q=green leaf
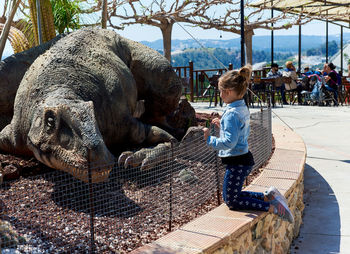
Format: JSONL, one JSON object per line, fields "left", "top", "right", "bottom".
{"left": 51, "top": 0, "right": 82, "bottom": 34}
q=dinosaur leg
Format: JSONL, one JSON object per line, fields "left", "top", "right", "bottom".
{"left": 118, "top": 121, "right": 205, "bottom": 171}
{"left": 0, "top": 124, "right": 32, "bottom": 155}
{"left": 0, "top": 124, "right": 17, "bottom": 154}
{"left": 119, "top": 142, "right": 172, "bottom": 171}
{"left": 0, "top": 115, "right": 12, "bottom": 132}
{"left": 0, "top": 35, "right": 65, "bottom": 125}
{"left": 0, "top": 124, "right": 15, "bottom": 153}
{"left": 118, "top": 118, "right": 177, "bottom": 170}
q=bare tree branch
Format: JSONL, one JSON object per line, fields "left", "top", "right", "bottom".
{"left": 107, "top": 0, "right": 315, "bottom": 63}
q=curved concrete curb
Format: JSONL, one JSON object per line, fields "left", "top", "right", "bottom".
{"left": 132, "top": 124, "right": 307, "bottom": 254}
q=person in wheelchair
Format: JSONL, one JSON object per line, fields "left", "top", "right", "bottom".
{"left": 309, "top": 75, "right": 321, "bottom": 102}
{"left": 267, "top": 63, "right": 288, "bottom": 105}
{"left": 301, "top": 74, "right": 324, "bottom": 105}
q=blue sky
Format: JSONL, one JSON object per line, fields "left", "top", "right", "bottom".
{"left": 116, "top": 19, "right": 346, "bottom": 42}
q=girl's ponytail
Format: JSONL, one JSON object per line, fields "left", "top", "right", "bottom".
{"left": 218, "top": 64, "right": 252, "bottom": 97}
{"left": 238, "top": 64, "right": 252, "bottom": 82}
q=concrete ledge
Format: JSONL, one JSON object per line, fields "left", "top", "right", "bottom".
{"left": 132, "top": 124, "right": 307, "bottom": 254}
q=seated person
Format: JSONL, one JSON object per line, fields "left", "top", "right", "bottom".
{"left": 323, "top": 62, "right": 339, "bottom": 105}
{"left": 322, "top": 63, "right": 329, "bottom": 76}
{"left": 282, "top": 61, "right": 303, "bottom": 104}
{"left": 267, "top": 63, "right": 288, "bottom": 104}
{"left": 303, "top": 66, "right": 314, "bottom": 76}
{"left": 314, "top": 68, "right": 322, "bottom": 76}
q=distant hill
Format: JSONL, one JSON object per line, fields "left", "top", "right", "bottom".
{"left": 141, "top": 33, "right": 350, "bottom": 53}
{"left": 171, "top": 48, "right": 294, "bottom": 69}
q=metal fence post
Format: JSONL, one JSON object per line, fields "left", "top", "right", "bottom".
{"left": 189, "top": 61, "right": 194, "bottom": 102}
{"left": 211, "top": 124, "right": 221, "bottom": 206}
{"left": 87, "top": 152, "right": 95, "bottom": 254}
{"left": 215, "top": 150, "right": 221, "bottom": 206}
{"left": 268, "top": 107, "right": 272, "bottom": 152}
{"left": 168, "top": 142, "right": 174, "bottom": 231}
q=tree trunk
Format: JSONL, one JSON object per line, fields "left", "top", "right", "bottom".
{"left": 160, "top": 20, "right": 174, "bottom": 62}
{"left": 101, "top": 0, "right": 107, "bottom": 29}
{"left": 0, "top": 0, "right": 21, "bottom": 60}
{"left": 244, "top": 30, "right": 254, "bottom": 65}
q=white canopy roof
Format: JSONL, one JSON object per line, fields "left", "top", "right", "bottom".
{"left": 250, "top": 0, "right": 350, "bottom": 25}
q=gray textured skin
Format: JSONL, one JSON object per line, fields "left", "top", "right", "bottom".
{"left": 0, "top": 28, "right": 182, "bottom": 183}
{"left": 0, "top": 35, "right": 66, "bottom": 130}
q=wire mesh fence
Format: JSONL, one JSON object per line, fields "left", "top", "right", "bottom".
{"left": 0, "top": 107, "right": 271, "bottom": 253}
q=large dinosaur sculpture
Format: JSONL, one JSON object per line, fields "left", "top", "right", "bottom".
{"left": 0, "top": 28, "right": 195, "bottom": 183}
{"left": 0, "top": 34, "right": 65, "bottom": 130}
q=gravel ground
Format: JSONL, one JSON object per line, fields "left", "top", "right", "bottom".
{"left": 0, "top": 113, "right": 273, "bottom": 253}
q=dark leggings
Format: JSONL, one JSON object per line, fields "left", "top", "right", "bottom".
{"left": 223, "top": 164, "right": 270, "bottom": 211}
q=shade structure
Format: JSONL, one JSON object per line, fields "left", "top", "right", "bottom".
{"left": 250, "top": 0, "right": 350, "bottom": 26}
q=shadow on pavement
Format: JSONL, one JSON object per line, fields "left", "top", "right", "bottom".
{"left": 290, "top": 163, "right": 340, "bottom": 254}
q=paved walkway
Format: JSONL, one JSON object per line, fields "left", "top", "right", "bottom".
{"left": 191, "top": 102, "right": 350, "bottom": 254}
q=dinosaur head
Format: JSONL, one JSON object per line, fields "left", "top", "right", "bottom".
{"left": 27, "top": 100, "right": 114, "bottom": 183}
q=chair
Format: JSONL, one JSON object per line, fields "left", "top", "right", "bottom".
{"left": 301, "top": 90, "right": 312, "bottom": 105}
{"left": 342, "top": 77, "right": 350, "bottom": 105}
{"left": 261, "top": 77, "right": 277, "bottom": 107}
{"left": 251, "top": 76, "right": 266, "bottom": 106}
{"left": 181, "top": 77, "right": 191, "bottom": 97}
{"left": 339, "top": 77, "right": 350, "bottom": 105}
{"left": 207, "top": 75, "right": 222, "bottom": 107}
{"left": 271, "top": 77, "right": 285, "bottom": 107}
{"left": 283, "top": 76, "right": 298, "bottom": 105}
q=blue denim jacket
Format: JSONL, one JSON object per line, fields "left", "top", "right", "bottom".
{"left": 207, "top": 99, "right": 250, "bottom": 157}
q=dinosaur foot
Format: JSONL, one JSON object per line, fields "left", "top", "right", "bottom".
{"left": 117, "top": 127, "right": 205, "bottom": 171}
{"left": 118, "top": 142, "right": 172, "bottom": 171}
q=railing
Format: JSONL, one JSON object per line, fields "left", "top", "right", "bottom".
{"left": 173, "top": 62, "right": 278, "bottom": 107}
{"left": 173, "top": 62, "right": 233, "bottom": 104}
{"left": 0, "top": 107, "right": 272, "bottom": 253}
{"left": 173, "top": 62, "right": 341, "bottom": 107}
{"left": 173, "top": 61, "right": 194, "bottom": 102}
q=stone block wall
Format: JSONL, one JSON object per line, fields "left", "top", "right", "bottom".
{"left": 211, "top": 173, "right": 304, "bottom": 254}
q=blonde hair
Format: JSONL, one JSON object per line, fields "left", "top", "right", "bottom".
{"left": 218, "top": 64, "right": 252, "bottom": 98}
{"left": 285, "top": 61, "right": 294, "bottom": 69}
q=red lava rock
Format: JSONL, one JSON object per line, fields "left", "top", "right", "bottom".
{"left": 0, "top": 199, "right": 7, "bottom": 215}
{"left": 3, "top": 164, "right": 20, "bottom": 180}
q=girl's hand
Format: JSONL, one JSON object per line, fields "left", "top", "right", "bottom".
{"left": 211, "top": 118, "right": 221, "bottom": 128}
{"left": 203, "top": 128, "right": 210, "bottom": 141}
{"left": 325, "top": 76, "right": 331, "bottom": 82}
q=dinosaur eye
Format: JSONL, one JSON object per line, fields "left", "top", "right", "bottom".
{"left": 47, "top": 117, "right": 54, "bottom": 127}
{"left": 44, "top": 110, "right": 56, "bottom": 132}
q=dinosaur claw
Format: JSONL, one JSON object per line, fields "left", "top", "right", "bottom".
{"left": 119, "top": 144, "right": 171, "bottom": 171}
{"left": 140, "top": 158, "right": 151, "bottom": 171}
{"left": 118, "top": 151, "right": 133, "bottom": 167}
{"left": 124, "top": 156, "right": 133, "bottom": 169}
